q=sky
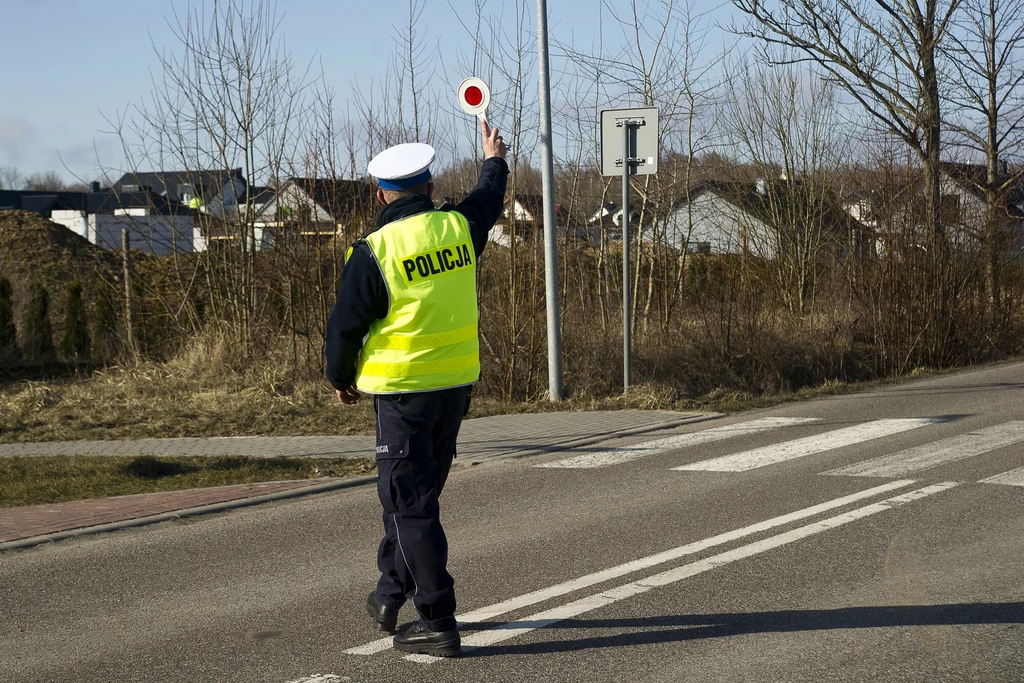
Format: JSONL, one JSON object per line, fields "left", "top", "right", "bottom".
{"left": 0, "top": 0, "right": 738, "bottom": 185}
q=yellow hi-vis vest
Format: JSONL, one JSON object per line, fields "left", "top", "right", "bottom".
{"left": 354, "top": 210, "right": 480, "bottom": 394}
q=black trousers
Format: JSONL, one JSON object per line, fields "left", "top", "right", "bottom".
{"left": 373, "top": 386, "right": 468, "bottom": 632}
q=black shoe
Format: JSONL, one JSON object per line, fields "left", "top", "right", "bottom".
{"left": 392, "top": 622, "right": 461, "bottom": 658}
{"left": 365, "top": 592, "right": 399, "bottom": 634}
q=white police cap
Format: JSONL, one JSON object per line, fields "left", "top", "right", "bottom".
{"left": 367, "top": 143, "right": 436, "bottom": 190}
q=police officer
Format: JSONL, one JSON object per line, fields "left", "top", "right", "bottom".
{"left": 325, "top": 120, "right": 507, "bottom": 658}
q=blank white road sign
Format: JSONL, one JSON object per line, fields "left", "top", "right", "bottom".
{"left": 600, "top": 107, "right": 659, "bottom": 177}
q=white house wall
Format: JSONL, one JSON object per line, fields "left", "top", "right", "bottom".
{"left": 50, "top": 210, "right": 89, "bottom": 241}
{"left": 488, "top": 225, "right": 512, "bottom": 248}
{"left": 663, "top": 193, "right": 776, "bottom": 258}
{"left": 192, "top": 226, "right": 207, "bottom": 252}
{"left": 90, "top": 214, "right": 197, "bottom": 255}
{"left": 938, "top": 173, "right": 1024, "bottom": 248}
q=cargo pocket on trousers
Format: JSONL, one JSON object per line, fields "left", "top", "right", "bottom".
{"left": 375, "top": 437, "right": 432, "bottom": 515}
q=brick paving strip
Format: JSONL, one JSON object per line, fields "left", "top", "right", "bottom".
{"left": 0, "top": 481, "right": 320, "bottom": 543}
{"left": 0, "top": 410, "right": 716, "bottom": 550}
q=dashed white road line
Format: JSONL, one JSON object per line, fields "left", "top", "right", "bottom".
{"left": 980, "top": 465, "right": 1024, "bottom": 487}
{"left": 407, "top": 481, "right": 960, "bottom": 663}
{"left": 673, "top": 418, "right": 940, "bottom": 473}
{"left": 823, "top": 421, "right": 1024, "bottom": 478}
{"left": 344, "top": 479, "right": 916, "bottom": 656}
{"left": 535, "top": 417, "right": 820, "bottom": 469}
{"left": 284, "top": 675, "right": 349, "bottom": 683}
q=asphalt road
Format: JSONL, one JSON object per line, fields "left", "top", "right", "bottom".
{"left": 3, "top": 363, "right": 1024, "bottom": 682}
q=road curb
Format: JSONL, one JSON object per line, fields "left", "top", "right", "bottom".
{"left": 0, "top": 475, "right": 377, "bottom": 553}
{"left": 2, "top": 412, "right": 722, "bottom": 552}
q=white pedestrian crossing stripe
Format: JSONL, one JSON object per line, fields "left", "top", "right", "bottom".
{"left": 342, "top": 480, "right": 953, "bottom": 662}
{"left": 823, "top": 421, "right": 1024, "bottom": 479}
{"left": 404, "top": 482, "right": 958, "bottom": 664}
{"left": 673, "top": 418, "right": 940, "bottom": 473}
{"left": 535, "top": 417, "right": 820, "bottom": 469}
{"left": 980, "top": 465, "right": 1024, "bottom": 488}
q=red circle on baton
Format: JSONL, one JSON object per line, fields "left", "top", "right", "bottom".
{"left": 464, "top": 86, "right": 483, "bottom": 107}
{"left": 458, "top": 77, "right": 490, "bottom": 116}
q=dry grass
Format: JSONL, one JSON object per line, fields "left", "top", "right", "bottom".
{"left": 0, "top": 306, "right": 997, "bottom": 445}
{"left": 0, "top": 327, "right": 377, "bottom": 442}
{"left": 0, "top": 364, "right": 864, "bottom": 444}
{"left": 0, "top": 341, "right": 966, "bottom": 445}
{"left": 0, "top": 455, "right": 375, "bottom": 507}
{"left": 0, "top": 367, "right": 376, "bottom": 442}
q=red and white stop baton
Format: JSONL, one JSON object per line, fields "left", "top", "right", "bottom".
{"left": 458, "top": 77, "right": 490, "bottom": 119}
{"left": 458, "top": 77, "right": 511, "bottom": 151}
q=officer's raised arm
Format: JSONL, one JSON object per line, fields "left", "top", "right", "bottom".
{"left": 455, "top": 120, "right": 510, "bottom": 257}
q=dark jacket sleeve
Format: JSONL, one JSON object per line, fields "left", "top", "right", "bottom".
{"left": 324, "top": 244, "right": 388, "bottom": 391}
{"left": 454, "top": 156, "right": 509, "bottom": 257}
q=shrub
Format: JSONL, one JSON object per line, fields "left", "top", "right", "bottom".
{"left": 0, "top": 275, "right": 16, "bottom": 353}
{"left": 23, "top": 283, "right": 54, "bottom": 360}
{"left": 93, "top": 283, "right": 119, "bottom": 360}
{"left": 59, "top": 281, "right": 91, "bottom": 360}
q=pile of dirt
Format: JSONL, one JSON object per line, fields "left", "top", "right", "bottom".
{"left": 0, "top": 210, "right": 118, "bottom": 287}
{"left": 0, "top": 211, "right": 120, "bottom": 359}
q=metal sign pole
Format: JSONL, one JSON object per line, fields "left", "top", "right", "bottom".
{"left": 621, "top": 121, "right": 631, "bottom": 392}
{"left": 599, "top": 107, "right": 657, "bottom": 394}
{"left": 537, "top": 0, "right": 564, "bottom": 401}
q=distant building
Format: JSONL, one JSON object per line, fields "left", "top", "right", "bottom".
{"left": 938, "top": 161, "right": 1024, "bottom": 246}
{"left": 489, "top": 194, "right": 571, "bottom": 247}
{"left": 658, "top": 180, "right": 870, "bottom": 261}
{"left": 837, "top": 162, "right": 1024, "bottom": 257}
{"left": 112, "top": 169, "right": 247, "bottom": 220}
{"left": 0, "top": 187, "right": 199, "bottom": 255}
{"left": 251, "top": 177, "right": 374, "bottom": 246}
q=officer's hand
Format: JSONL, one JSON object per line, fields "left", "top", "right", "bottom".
{"left": 482, "top": 119, "right": 507, "bottom": 160}
{"left": 336, "top": 386, "right": 360, "bottom": 405}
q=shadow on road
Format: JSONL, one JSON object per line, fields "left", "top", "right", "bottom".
{"left": 461, "top": 602, "right": 1024, "bottom": 657}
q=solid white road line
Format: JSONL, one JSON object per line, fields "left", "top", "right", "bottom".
{"left": 673, "top": 418, "right": 940, "bottom": 473}
{"left": 535, "top": 417, "right": 820, "bottom": 469}
{"left": 823, "top": 421, "right": 1024, "bottom": 478}
{"left": 407, "top": 481, "right": 960, "bottom": 663}
{"left": 343, "top": 479, "right": 915, "bottom": 656}
{"left": 980, "top": 465, "right": 1024, "bottom": 487}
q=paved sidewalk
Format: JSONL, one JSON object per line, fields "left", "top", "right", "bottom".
{"left": 0, "top": 409, "right": 700, "bottom": 459}
{"left": 0, "top": 409, "right": 713, "bottom": 549}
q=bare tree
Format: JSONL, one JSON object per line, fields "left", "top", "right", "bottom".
{"left": 731, "top": 0, "right": 961, "bottom": 245}
{"left": 731, "top": 0, "right": 963, "bottom": 363}
{"left": 561, "top": 0, "right": 719, "bottom": 333}
{"left": 114, "top": 0, "right": 315, "bottom": 348}
{"left": 722, "top": 55, "right": 854, "bottom": 314}
{"left": 0, "top": 166, "right": 22, "bottom": 190}
{"left": 23, "top": 171, "right": 66, "bottom": 191}
{"left": 943, "top": 0, "right": 1024, "bottom": 325}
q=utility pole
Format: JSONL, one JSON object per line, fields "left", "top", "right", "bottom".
{"left": 537, "top": 0, "right": 564, "bottom": 401}
{"left": 122, "top": 228, "right": 137, "bottom": 358}
{"left": 621, "top": 121, "right": 632, "bottom": 391}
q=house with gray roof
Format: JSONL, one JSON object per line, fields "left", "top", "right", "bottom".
{"left": 657, "top": 179, "right": 870, "bottom": 261}
{"left": 113, "top": 169, "right": 247, "bottom": 220}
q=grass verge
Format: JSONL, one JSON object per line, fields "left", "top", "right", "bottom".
{"left": 2, "top": 356, "right": 1012, "bottom": 444}
{"left": 0, "top": 455, "right": 375, "bottom": 508}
